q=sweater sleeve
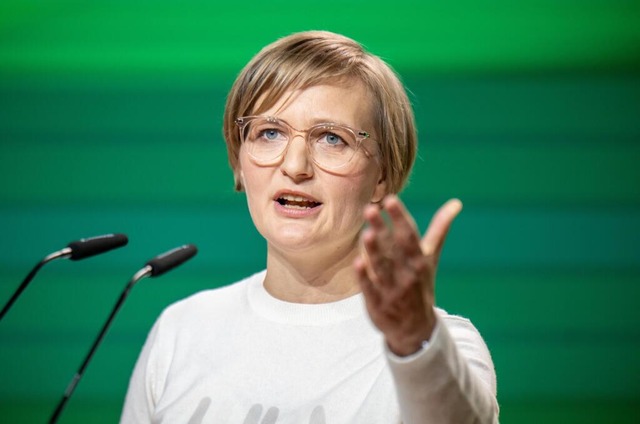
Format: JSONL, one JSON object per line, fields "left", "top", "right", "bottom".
{"left": 386, "top": 312, "right": 499, "bottom": 424}
{"left": 119, "top": 316, "right": 166, "bottom": 424}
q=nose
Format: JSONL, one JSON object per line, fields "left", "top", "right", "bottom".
{"left": 279, "top": 134, "right": 314, "bottom": 182}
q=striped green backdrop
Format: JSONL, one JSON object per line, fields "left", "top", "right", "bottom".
{"left": 1, "top": 1, "right": 639, "bottom": 422}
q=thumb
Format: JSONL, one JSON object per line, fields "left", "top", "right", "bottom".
{"left": 420, "top": 198, "right": 463, "bottom": 258}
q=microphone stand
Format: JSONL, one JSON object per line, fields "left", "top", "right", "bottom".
{"left": 1, "top": 234, "right": 128, "bottom": 322}
{"left": 0, "top": 248, "right": 71, "bottom": 321}
{"left": 48, "top": 265, "right": 153, "bottom": 424}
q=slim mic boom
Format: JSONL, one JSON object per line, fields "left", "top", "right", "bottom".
{"left": 0, "top": 233, "right": 128, "bottom": 321}
{"left": 48, "top": 244, "right": 198, "bottom": 424}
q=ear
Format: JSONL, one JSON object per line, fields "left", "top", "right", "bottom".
{"left": 234, "top": 167, "right": 245, "bottom": 192}
{"left": 370, "top": 175, "right": 388, "bottom": 204}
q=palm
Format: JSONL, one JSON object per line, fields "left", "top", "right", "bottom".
{"left": 354, "top": 196, "right": 463, "bottom": 356}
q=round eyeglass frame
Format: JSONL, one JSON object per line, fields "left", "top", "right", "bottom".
{"left": 235, "top": 115, "right": 376, "bottom": 171}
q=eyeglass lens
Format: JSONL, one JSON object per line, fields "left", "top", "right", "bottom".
{"left": 243, "top": 118, "right": 360, "bottom": 169}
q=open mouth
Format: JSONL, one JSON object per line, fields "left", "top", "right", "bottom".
{"left": 276, "top": 194, "right": 322, "bottom": 210}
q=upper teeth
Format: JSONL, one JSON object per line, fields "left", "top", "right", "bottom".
{"left": 280, "top": 195, "right": 311, "bottom": 202}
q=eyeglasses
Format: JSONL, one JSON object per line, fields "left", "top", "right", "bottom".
{"left": 235, "top": 116, "right": 376, "bottom": 171}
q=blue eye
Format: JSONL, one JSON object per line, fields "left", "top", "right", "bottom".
{"left": 258, "top": 128, "right": 284, "bottom": 141}
{"left": 264, "top": 129, "right": 279, "bottom": 140}
{"left": 324, "top": 133, "right": 344, "bottom": 146}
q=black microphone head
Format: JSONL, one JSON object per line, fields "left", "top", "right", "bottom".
{"left": 67, "top": 234, "right": 129, "bottom": 261}
{"left": 146, "top": 244, "right": 197, "bottom": 277}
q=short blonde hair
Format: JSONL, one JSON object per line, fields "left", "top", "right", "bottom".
{"left": 223, "top": 30, "right": 417, "bottom": 194}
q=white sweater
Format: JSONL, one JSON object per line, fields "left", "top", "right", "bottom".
{"left": 121, "top": 271, "right": 498, "bottom": 423}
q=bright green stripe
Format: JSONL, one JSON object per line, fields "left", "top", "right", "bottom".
{"left": 1, "top": 307, "right": 638, "bottom": 399}
{"left": 0, "top": 142, "right": 236, "bottom": 202}
{"left": 1, "top": 140, "right": 638, "bottom": 204}
{"left": 0, "top": 272, "right": 640, "bottom": 344}
{"left": 0, "top": 398, "right": 122, "bottom": 424}
{"left": 405, "top": 142, "right": 640, "bottom": 203}
{"left": 1, "top": 269, "right": 638, "bottom": 401}
{"left": 3, "top": 337, "right": 637, "bottom": 398}
{"left": 1, "top": 1, "right": 638, "bottom": 73}
{"left": 406, "top": 75, "right": 640, "bottom": 137}
{"left": 2, "top": 75, "right": 638, "bottom": 137}
{"left": 0, "top": 205, "right": 267, "bottom": 269}
{"left": 2, "top": 270, "right": 637, "bottom": 340}
{"left": 0, "top": 203, "right": 638, "bottom": 270}
{"left": 500, "top": 398, "right": 639, "bottom": 424}
{"left": 1, "top": 397, "right": 637, "bottom": 424}
{"left": 1, "top": 74, "right": 638, "bottom": 205}
{"left": 0, "top": 83, "right": 229, "bottom": 133}
{"left": 0, "top": 341, "right": 135, "bottom": 398}
{"left": 492, "top": 341, "right": 640, "bottom": 398}
{"left": 2, "top": 321, "right": 639, "bottom": 399}
{"left": 437, "top": 272, "right": 640, "bottom": 336}
{"left": 0, "top": 273, "right": 238, "bottom": 335}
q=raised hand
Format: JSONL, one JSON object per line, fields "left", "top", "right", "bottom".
{"left": 354, "top": 195, "right": 463, "bottom": 356}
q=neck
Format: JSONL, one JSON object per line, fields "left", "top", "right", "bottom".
{"left": 263, "top": 241, "right": 362, "bottom": 304}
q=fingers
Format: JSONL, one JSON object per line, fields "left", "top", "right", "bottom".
{"left": 362, "top": 195, "right": 462, "bottom": 264}
{"left": 360, "top": 225, "right": 394, "bottom": 286}
{"left": 419, "top": 198, "right": 463, "bottom": 258}
{"left": 362, "top": 196, "right": 422, "bottom": 258}
{"left": 356, "top": 197, "right": 439, "bottom": 354}
{"left": 358, "top": 195, "right": 462, "bottom": 293}
{"left": 382, "top": 195, "right": 423, "bottom": 257}
{"left": 360, "top": 195, "right": 425, "bottom": 287}
{"left": 354, "top": 255, "right": 381, "bottom": 306}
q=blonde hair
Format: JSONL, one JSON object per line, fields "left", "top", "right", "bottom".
{"left": 223, "top": 30, "right": 417, "bottom": 193}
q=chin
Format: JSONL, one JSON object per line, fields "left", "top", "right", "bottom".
{"left": 268, "top": 229, "right": 319, "bottom": 252}
{"left": 266, "top": 225, "right": 359, "bottom": 258}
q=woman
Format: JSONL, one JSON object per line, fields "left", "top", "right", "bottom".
{"left": 121, "top": 31, "right": 498, "bottom": 423}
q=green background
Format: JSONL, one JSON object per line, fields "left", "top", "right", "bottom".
{"left": 1, "top": 1, "right": 639, "bottom": 422}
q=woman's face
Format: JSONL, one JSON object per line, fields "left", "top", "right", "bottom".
{"left": 237, "top": 81, "right": 387, "bottom": 257}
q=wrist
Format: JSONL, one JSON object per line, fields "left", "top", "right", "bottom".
{"left": 386, "top": 319, "right": 436, "bottom": 357}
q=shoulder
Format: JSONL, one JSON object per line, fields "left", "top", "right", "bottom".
{"left": 435, "top": 307, "right": 484, "bottom": 337}
{"left": 434, "top": 307, "right": 496, "bottom": 387}
{"left": 434, "top": 307, "right": 493, "bottom": 363}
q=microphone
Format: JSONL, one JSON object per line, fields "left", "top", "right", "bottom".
{"left": 68, "top": 233, "right": 129, "bottom": 261}
{"left": 48, "top": 244, "right": 198, "bottom": 424}
{"left": 0, "top": 234, "right": 129, "bottom": 321}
